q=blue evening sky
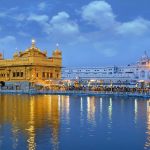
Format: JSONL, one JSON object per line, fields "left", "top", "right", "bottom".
{"left": 0, "top": 0, "right": 150, "bottom": 67}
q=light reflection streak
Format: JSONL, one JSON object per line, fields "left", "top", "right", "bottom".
{"left": 11, "top": 98, "right": 19, "bottom": 150}
{"left": 61, "top": 96, "right": 70, "bottom": 125}
{"left": 26, "top": 98, "right": 36, "bottom": 150}
{"left": 107, "top": 97, "right": 112, "bottom": 139}
{"left": 80, "top": 97, "right": 84, "bottom": 126}
{"left": 80, "top": 97, "right": 83, "bottom": 112}
{"left": 65, "top": 96, "right": 70, "bottom": 125}
{"left": 134, "top": 99, "right": 138, "bottom": 124}
{"left": 144, "top": 100, "right": 150, "bottom": 149}
{"left": 0, "top": 95, "right": 61, "bottom": 150}
{"left": 87, "top": 97, "right": 96, "bottom": 125}
{"left": 48, "top": 96, "right": 60, "bottom": 150}
{"left": 108, "top": 98, "right": 112, "bottom": 121}
{"left": 0, "top": 125, "right": 2, "bottom": 149}
{"left": 100, "top": 98, "right": 103, "bottom": 113}
{"left": 58, "top": 95, "right": 61, "bottom": 112}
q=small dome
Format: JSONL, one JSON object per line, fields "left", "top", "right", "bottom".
{"left": 0, "top": 53, "right": 3, "bottom": 59}
{"left": 141, "top": 51, "right": 149, "bottom": 60}
{"left": 13, "top": 52, "right": 19, "bottom": 58}
{"left": 55, "top": 49, "right": 61, "bottom": 54}
{"left": 53, "top": 43, "right": 62, "bottom": 55}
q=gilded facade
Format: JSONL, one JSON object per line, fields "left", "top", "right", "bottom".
{"left": 0, "top": 40, "right": 62, "bottom": 86}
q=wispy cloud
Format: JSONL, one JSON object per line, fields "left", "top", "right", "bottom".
{"left": 0, "top": 0, "right": 150, "bottom": 65}
{"left": 38, "top": 2, "right": 47, "bottom": 11}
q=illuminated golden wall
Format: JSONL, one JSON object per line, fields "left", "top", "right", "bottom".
{"left": 0, "top": 40, "right": 62, "bottom": 83}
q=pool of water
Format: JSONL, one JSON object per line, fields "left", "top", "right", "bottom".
{"left": 0, "top": 94, "right": 149, "bottom": 150}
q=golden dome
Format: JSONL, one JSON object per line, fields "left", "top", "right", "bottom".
{"left": 53, "top": 43, "right": 62, "bottom": 55}
{"left": 54, "top": 49, "right": 62, "bottom": 55}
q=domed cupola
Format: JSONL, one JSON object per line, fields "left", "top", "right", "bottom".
{"left": 27, "top": 39, "right": 41, "bottom": 52}
{"left": 141, "top": 51, "right": 149, "bottom": 61}
{"left": 138, "top": 51, "right": 150, "bottom": 66}
{"left": 0, "top": 53, "right": 3, "bottom": 60}
{"left": 52, "top": 43, "right": 62, "bottom": 58}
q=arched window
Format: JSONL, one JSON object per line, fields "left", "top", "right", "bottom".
{"left": 140, "top": 71, "right": 145, "bottom": 78}
{"left": 148, "top": 71, "right": 150, "bottom": 79}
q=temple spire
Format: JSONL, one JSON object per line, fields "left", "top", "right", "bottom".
{"left": 56, "top": 43, "right": 59, "bottom": 50}
{"left": 31, "top": 39, "right": 36, "bottom": 48}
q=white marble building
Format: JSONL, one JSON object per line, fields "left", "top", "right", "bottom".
{"left": 62, "top": 52, "right": 150, "bottom": 85}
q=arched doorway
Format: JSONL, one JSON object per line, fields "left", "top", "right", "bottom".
{"left": 0, "top": 81, "right": 5, "bottom": 90}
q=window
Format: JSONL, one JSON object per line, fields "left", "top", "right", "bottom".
{"left": 47, "top": 73, "right": 49, "bottom": 78}
{"left": 57, "top": 74, "right": 59, "bottom": 78}
{"left": 50, "top": 73, "right": 53, "bottom": 78}
{"left": 17, "top": 72, "right": 19, "bottom": 77}
{"left": 21, "top": 72, "right": 23, "bottom": 77}
{"left": 141, "top": 71, "right": 145, "bottom": 78}
{"left": 42, "top": 72, "right": 45, "bottom": 78}
{"left": 13, "top": 72, "right": 15, "bottom": 77}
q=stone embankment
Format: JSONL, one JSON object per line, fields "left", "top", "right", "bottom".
{"left": 0, "top": 90, "right": 150, "bottom": 98}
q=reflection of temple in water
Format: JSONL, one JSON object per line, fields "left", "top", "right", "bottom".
{"left": 0, "top": 95, "right": 69, "bottom": 150}
{"left": 87, "top": 97, "right": 96, "bottom": 124}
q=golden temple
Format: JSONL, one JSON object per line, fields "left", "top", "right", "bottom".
{"left": 0, "top": 40, "right": 62, "bottom": 89}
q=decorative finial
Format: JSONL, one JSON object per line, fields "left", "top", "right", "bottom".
{"left": 56, "top": 43, "right": 59, "bottom": 49}
{"left": 31, "top": 39, "right": 36, "bottom": 47}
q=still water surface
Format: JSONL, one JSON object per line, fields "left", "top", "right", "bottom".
{"left": 0, "top": 95, "right": 150, "bottom": 150}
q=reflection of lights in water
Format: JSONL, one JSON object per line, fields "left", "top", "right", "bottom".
{"left": 26, "top": 99, "right": 36, "bottom": 150}
{"left": 0, "top": 125, "right": 2, "bottom": 148}
{"left": 80, "top": 97, "right": 84, "bottom": 126}
{"left": 134, "top": 99, "right": 138, "bottom": 124}
{"left": 107, "top": 97, "right": 112, "bottom": 139}
{"left": 12, "top": 121, "right": 19, "bottom": 149}
{"left": 99, "top": 98, "right": 103, "bottom": 121}
{"left": 58, "top": 95, "right": 61, "bottom": 111}
{"left": 81, "top": 97, "right": 83, "bottom": 112}
{"left": 108, "top": 98, "right": 112, "bottom": 121}
{"left": 100, "top": 98, "right": 103, "bottom": 113}
{"left": 47, "top": 95, "right": 60, "bottom": 150}
{"left": 87, "top": 97, "right": 96, "bottom": 124}
{"left": 47, "top": 96, "right": 52, "bottom": 118}
{"left": 145, "top": 100, "right": 150, "bottom": 149}
{"left": 66, "top": 96, "right": 70, "bottom": 124}
{"left": 11, "top": 101, "right": 19, "bottom": 150}
{"left": 0, "top": 95, "right": 60, "bottom": 150}
{"left": 61, "top": 96, "right": 70, "bottom": 125}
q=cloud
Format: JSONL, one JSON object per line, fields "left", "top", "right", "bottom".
{"left": 48, "top": 11, "right": 79, "bottom": 35}
{"left": 27, "top": 14, "right": 49, "bottom": 22}
{"left": 14, "top": 14, "right": 27, "bottom": 21}
{"left": 38, "top": 2, "right": 47, "bottom": 10}
{"left": 18, "top": 31, "right": 30, "bottom": 37}
{"left": 0, "top": 12, "right": 7, "bottom": 18}
{"left": 0, "top": 36, "right": 16, "bottom": 58}
{"left": 81, "top": 1, "right": 117, "bottom": 29}
{"left": 0, "top": 0, "right": 150, "bottom": 65}
{"left": 117, "top": 17, "right": 150, "bottom": 36}
{"left": 37, "top": 11, "right": 80, "bottom": 43}
{"left": 0, "top": 36, "right": 16, "bottom": 48}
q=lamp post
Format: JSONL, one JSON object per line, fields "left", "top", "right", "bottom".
{"left": 110, "top": 80, "right": 113, "bottom": 92}
{"left": 135, "top": 83, "right": 138, "bottom": 92}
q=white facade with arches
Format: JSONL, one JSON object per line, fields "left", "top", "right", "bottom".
{"left": 62, "top": 52, "right": 150, "bottom": 85}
